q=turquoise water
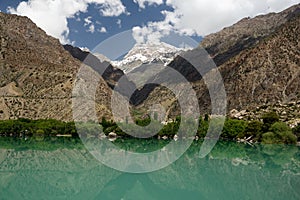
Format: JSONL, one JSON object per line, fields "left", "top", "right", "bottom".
{"left": 0, "top": 139, "right": 299, "bottom": 200}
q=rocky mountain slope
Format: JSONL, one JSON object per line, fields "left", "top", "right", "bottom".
{"left": 217, "top": 12, "right": 299, "bottom": 109}
{"left": 0, "top": 12, "right": 112, "bottom": 121}
{"left": 201, "top": 4, "right": 300, "bottom": 66}
{"left": 138, "top": 4, "right": 300, "bottom": 120}
{"left": 63, "top": 44, "right": 149, "bottom": 107}
{"left": 63, "top": 44, "right": 134, "bottom": 90}
{"left": 63, "top": 44, "right": 183, "bottom": 107}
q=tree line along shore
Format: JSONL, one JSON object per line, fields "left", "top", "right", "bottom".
{"left": 0, "top": 112, "right": 299, "bottom": 144}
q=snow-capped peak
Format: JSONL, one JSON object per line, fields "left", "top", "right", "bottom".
{"left": 111, "top": 42, "right": 190, "bottom": 73}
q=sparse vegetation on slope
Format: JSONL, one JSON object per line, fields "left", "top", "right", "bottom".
{"left": 0, "top": 12, "right": 113, "bottom": 121}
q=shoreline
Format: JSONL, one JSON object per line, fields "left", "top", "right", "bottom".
{"left": 0, "top": 112, "right": 299, "bottom": 145}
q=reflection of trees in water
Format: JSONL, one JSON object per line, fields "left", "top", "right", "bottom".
{"left": 95, "top": 141, "right": 300, "bottom": 199}
{"left": 145, "top": 141, "right": 300, "bottom": 199}
{"left": 0, "top": 141, "right": 299, "bottom": 199}
{"left": 0, "top": 148, "right": 121, "bottom": 200}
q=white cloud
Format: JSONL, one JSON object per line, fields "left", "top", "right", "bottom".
{"left": 98, "top": 27, "right": 107, "bottom": 33}
{"left": 88, "top": 24, "right": 95, "bottom": 33}
{"left": 132, "top": 10, "right": 182, "bottom": 44}
{"left": 166, "top": 0, "right": 300, "bottom": 36}
{"left": 132, "top": 26, "right": 150, "bottom": 43}
{"left": 133, "top": 0, "right": 164, "bottom": 9}
{"left": 132, "top": 0, "right": 300, "bottom": 43}
{"left": 8, "top": 0, "right": 126, "bottom": 44}
{"left": 98, "top": 1, "right": 128, "bottom": 16}
{"left": 117, "top": 19, "right": 122, "bottom": 28}
{"left": 84, "top": 16, "right": 92, "bottom": 25}
{"left": 83, "top": 16, "right": 95, "bottom": 33}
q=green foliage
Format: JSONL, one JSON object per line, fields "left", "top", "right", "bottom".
{"left": 292, "top": 124, "right": 300, "bottom": 141}
{"left": 159, "top": 121, "right": 179, "bottom": 136}
{"left": 245, "top": 120, "right": 263, "bottom": 134}
{"left": 36, "top": 129, "right": 45, "bottom": 135}
{"left": 243, "top": 120, "right": 263, "bottom": 140}
{"left": 197, "top": 117, "right": 209, "bottom": 138}
{"left": 282, "top": 132, "right": 298, "bottom": 144}
{"left": 262, "top": 132, "right": 278, "bottom": 144}
{"left": 204, "top": 114, "right": 209, "bottom": 121}
{"left": 262, "top": 112, "right": 279, "bottom": 132}
{"left": 0, "top": 115, "right": 297, "bottom": 145}
{"left": 76, "top": 121, "right": 102, "bottom": 138}
{"left": 101, "top": 117, "right": 113, "bottom": 129}
{"left": 269, "top": 122, "right": 291, "bottom": 133}
{"left": 262, "top": 122, "right": 297, "bottom": 144}
{"left": 0, "top": 119, "right": 77, "bottom": 138}
{"left": 135, "top": 118, "right": 151, "bottom": 127}
{"left": 103, "top": 125, "right": 117, "bottom": 135}
{"left": 222, "top": 119, "right": 247, "bottom": 139}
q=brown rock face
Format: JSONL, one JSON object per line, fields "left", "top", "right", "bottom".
{"left": 0, "top": 12, "right": 112, "bottom": 121}
{"left": 218, "top": 12, "right": 300, "bottom": 110}
{"left": 200, "top": 4, "right": 300, "bottom": 66}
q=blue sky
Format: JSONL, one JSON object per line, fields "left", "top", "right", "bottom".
{"left": 1, "top": 0, "right": 299, "bottom": 52}
{"left": 66, "top": 1, "right": 187, "bottom": 50}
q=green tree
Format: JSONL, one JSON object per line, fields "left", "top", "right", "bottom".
{"left": 269, "top": 122, "right": 297, "bottom": 144}
{"left": 243, "top": 120, "right": 263, "bottom": 141}
{"left": 204, "top": 114, "right": 209, "bottom": 121}
{"left": 222, "top": 119, "right": 247, "bottom": 139}
{"left": 262, "top": 112, "right": 279, "bottom": 132}
{"left": 262, "top": 122, "right": 297, "bottom": 144}
{"left": 262, "top": 132, "right": 278, "bottom": 144}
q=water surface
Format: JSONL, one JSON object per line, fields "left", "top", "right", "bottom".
{"left": 0, "top": 138, "right": 299, "bottom": 200}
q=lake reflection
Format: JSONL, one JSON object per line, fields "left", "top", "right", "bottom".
{"left": 0, "top": 139, "right": 299, "bottom": 200}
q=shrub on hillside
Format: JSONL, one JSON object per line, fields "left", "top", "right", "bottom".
{"left": 222, "top": 119, "right": 247, "bottom": 139}
{"left": 242, "top": 120, "right": 263, "bottom": 140}
{"left": 292, "top": 124, "right": 300, "bottom": 141}
{"left": 261, "top": 112, "right": 279, "bottom": 132}
{"left": 262, "top": 122, "right": 297, "bottom": 144}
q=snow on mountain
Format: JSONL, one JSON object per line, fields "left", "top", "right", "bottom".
{"left": 111, "top": 42, "right": 190, "bottom": 73}
{"left": 93, "top": 53, "right": 111, "bottom": 63}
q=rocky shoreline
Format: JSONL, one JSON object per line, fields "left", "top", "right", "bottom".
{"left": 229, "top": 101, "right": 300, "bottom": 128}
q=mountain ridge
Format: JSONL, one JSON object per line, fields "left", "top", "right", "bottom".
{"left": 138, "top": 4, "right": 300, "bottom": 120}
{"left": 0, "top": 12, "right": 112, "bottom": 121}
